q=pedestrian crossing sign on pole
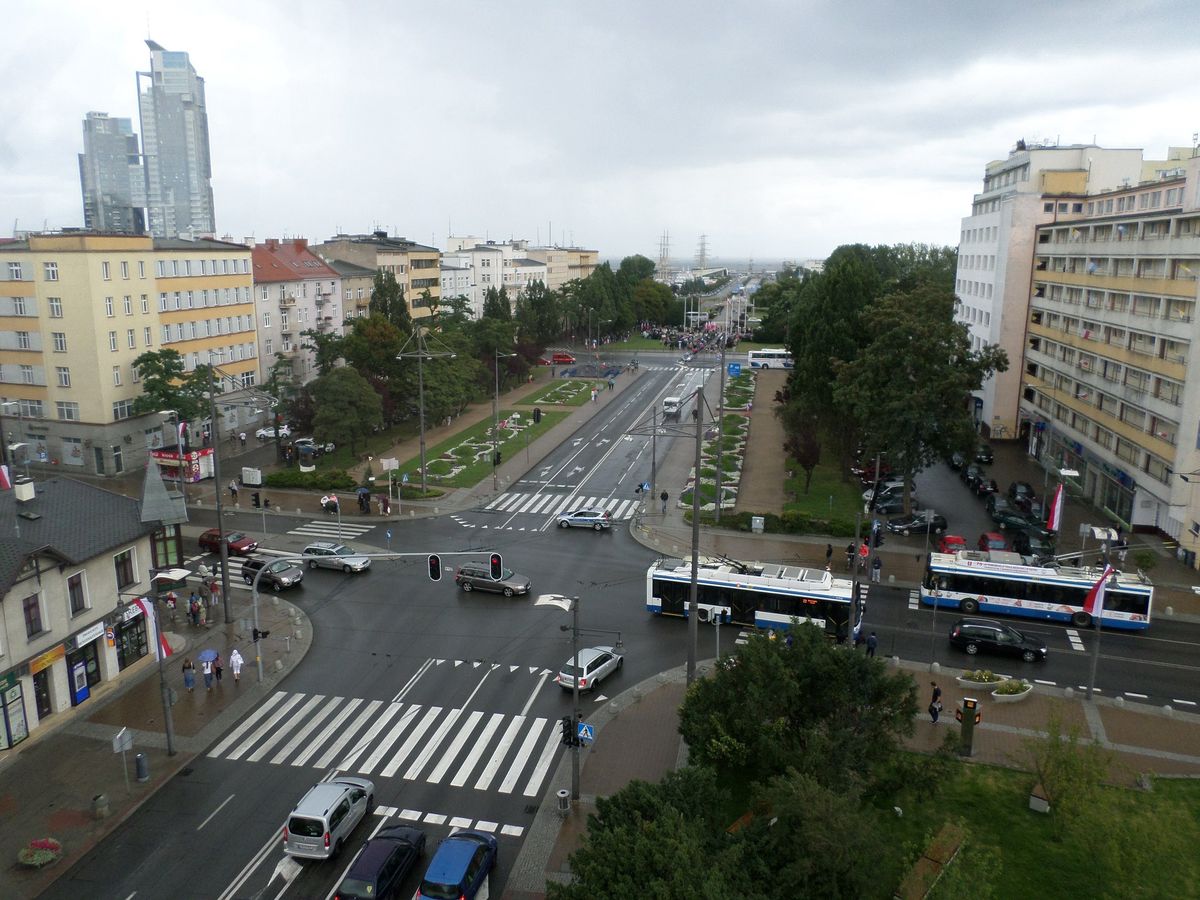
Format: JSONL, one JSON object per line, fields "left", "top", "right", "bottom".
{"left": 402, "top": 472, "right": 409, "bottom": 484}
{"left": 577, "top": 722, "right": 594, "bottom": 743}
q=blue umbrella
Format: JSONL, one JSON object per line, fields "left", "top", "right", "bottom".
{"left": 197, "top": 648, "right": 219, "bottom": 663}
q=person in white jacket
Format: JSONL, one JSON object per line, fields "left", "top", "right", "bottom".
{"left": 229, "top": 648, "right": 245, "bottom": 684}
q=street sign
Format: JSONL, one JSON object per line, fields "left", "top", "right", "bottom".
{"left": 728, "top": 362, "right": 741, "bottom": 376}
{"left": 112, "top": 727, "right": 133, "bottom": 753}
{"left": 576, "top": 722, "right": 594, "bottom": 743}
{"left": 386, "top": 529, "right": 392, "bottom": 541}
{"left": 401, "top": 472, "right": 409, "bottom": 484}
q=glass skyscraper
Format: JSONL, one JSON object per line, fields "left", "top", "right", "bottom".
{"left": 77, "top": 111, "right": 146, "bottom": 234}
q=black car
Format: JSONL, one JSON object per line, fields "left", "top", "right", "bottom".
{"left": 974, "top": 444, "right": 994, "bottom": 464}
{"left": 986, "top": 495, "right": 1032, "bottom": 530}
{"left": 948, "top": 617, "right": 1047, "bottom": 663}
{"left": 1008, "top": 481, "right": 1037, "bottom": 507}
{"left": 240, "top": 556, "right": 305, "bottom": 592}
{"left": 961, "top": 464, "right": 985, "bottom": 490}
{"left": 886, "top": 512, "right": 949, "bottom": 536}
{"left": 948, "top": 451, "right": 965, "bottom": 471}
{"left": 869, "top": 494, "right": 918, "bottom": 516}
{"left": 335, "top": 825, "right": 425, "bottom": 900}
{"left": 1009, "top": 525, "right": 1056, "bottom": 558}
{"left": 973, "top": 478, "right": 999, "bottom": 498}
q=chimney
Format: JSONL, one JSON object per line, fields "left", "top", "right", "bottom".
{"left": 373, "top": 230, "right": 388, "bottom": 240}
{"left": 243, "top": 236, "right": 256, "bottom": 247}
{"left": 266, "top": 238, "right": 279, "bottom": 251}
{"left": 295, "top": 238, "right": 307, "bottom": 251}
{"left": 14, "top": 477, "right": 35, "bottom": 503}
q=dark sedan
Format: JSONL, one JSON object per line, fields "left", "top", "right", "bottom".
{"left": 869, "top": 494, "right": 919, "bottom": 516}
{"left": 949, "top": 617, "right": 1047, "bottom": 663}
{"left": 198, "top": 529, "right": 258, "bottom": 556}
{"left": 886, "top": 512, "right": 948, "bottom": 536}
{"left": 974, "top": 444, "right": 994, "bottom": 464}
{"left": 973, "top": 478, "right": 999, "bottom": 498}
{"left": 961, "top": 464, "right": 986, "bottom": 490}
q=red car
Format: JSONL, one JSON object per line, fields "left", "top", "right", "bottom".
{"left": 977, "top": 532, "right": 1007, "bottom": 552}
{"left": 938, "top": 534, "right": 967, "bottom": 554}
{"left": 198, "top": 529, "right": 258, "bottom": 556}
{"left": 551, "top": 352, "right": 576, "bottom": 365}
{"left": 535, "top": 357, "right": 552, "bottom": 366}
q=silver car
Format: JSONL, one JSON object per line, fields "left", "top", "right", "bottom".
{"left": 555, "top": 646, "right": 623, "bottom": 692}
{"left": 557, "top": 507, "right": 612, "bottom": 531}
{"left": 303, "top": 541, "right": 371, "bottom": 573}
{"left": 283, "top": 776, "right": 374, "bottom": 860}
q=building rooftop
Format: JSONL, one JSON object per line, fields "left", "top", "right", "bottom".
{"left": 321, "top": 257, "right": 377, "bottom": 279}
{"left": 323, "top": 232, "right": 438, "bottom": 254}
{"left": 252, "top": 239, "right": 340, "bottom": 283}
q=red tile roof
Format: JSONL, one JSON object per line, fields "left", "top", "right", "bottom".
{"left": 252, "top": 238, "right": 340, "bottom": 283}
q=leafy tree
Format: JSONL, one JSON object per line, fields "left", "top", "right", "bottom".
{"left": 309, "top": 367, "right": 382, "bottom": 455}
{"left": 340, "top": 315, "right": 407, "bottom": 423}
{"left": 299, "top": 329, "right": 344, "bottom": 377}
{"left": 481, "top": 286, "right": 512, "bottom": 321}
{"left": 752, "top": 269, "right": 802, "bottom": 344}
{"left": 368, "top": 270, "right": 412, "bottom": 334}
{"left": 130, "top": 349, "right": 210, "bottom": 421}
{"left": 513, "top": 280, "right": 561, "bottom": 345}
{"left": 434, "top": 293, "right": 474, "bottom": 331}
{"left": 630, "top": 278, "right": 673, "bottom": 325}
{"left": 679, "top": 626, "right": 918, "bottom": 790}
{"left": 832, "top": 284, "right": 1007, "bottom": 510}
{"left": 617, "top": 253, "right": 656, "bottom": 284}
{"left": 1020, "top": 709, "right": 1112, "bottom": 841}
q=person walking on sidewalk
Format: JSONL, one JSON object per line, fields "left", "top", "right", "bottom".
{"left": 866, "top": 631, "right": 878, "bottom": 658}
{"left": 871, "top": 556, "right": 882, "bottom": 583}
{"left": 845, "top": 543, "right": 855, "bottom": 571}
{"left": 239, "top": 431, "right": 247, "bottom": 448}
{"left": 660, "top": 490, "right": 669, "bottom": 514}
{"left": 825, "top": 543, "right": 833, "bottom": 567}
{"left": 189, "top": 594, "right": 201, "bottom": 627}
{"left": 229, "top": 648, "right": 244, "bottom": 684}
{"left": 202, "top": 659, "right": 214, "bottom": 692}
{"left": 214, "top": 654, "right": 223, "bottom": 684}
{"left": 929, "top": 682, "right": 942, "bottom": 723}
{"left": 858, "top": 540, "right": 870, "bottom": 571}
{"left": 229, "top": 479, "right": 239, "bottom": 502}
{"left": 182, "top": 658, "right": 196, "bottom": 692}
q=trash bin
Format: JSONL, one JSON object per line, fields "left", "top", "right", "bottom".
{"left": 135, "top": 752, "right": 149, "bottom": 783}
{"left": 557, "top": 788, "right": 570, "bottom": 814}
{"left": 91, "top": 794, "right": 109, "bottom": 819}
{"left": 751, "top": 516, "right": 765, "bottom": 534}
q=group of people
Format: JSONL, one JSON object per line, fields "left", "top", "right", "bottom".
{"left": 835, "top": 542, "right": 883, "bottom": 581}
{"left": 180, "top": 648, "right": 244, "bottom": 693}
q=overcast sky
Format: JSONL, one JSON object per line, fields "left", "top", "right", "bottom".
{"left": 2, "top": 0, "right": 1197, "bottom": 263}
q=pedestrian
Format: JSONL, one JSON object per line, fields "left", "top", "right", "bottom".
{"left": 591, "top": 388, "right": 597, "bottom": 403}
{"left": 1117, "top": 537, "right": 1128, "bottom": 565}
{"left": 189, "top": 593, "right": 201, "bottom": 627}
{"left": 202, "top": 658, "right": 214, "bottom": 691}
{"left": 239, "top": 431, "right": 247, "bottom": 448}
{"left": 229, "top": 647, "right": 244, "bottom": 684}
{"left": 871, "top": 555, "right": 882, "bottom": 583}
{"left": 197, "top": 599, "right": 207, "bottom": 626}
{"left": 845, "top": 543, "right": 855, "bottom": 571}
{"left": 214, "top": 654, "right": 223, "bottom": 683}
{"left": 229, "top": 479, "right": 239, "bottom": 502}
{"left": 209, "top": 579, "right": 220, "bottom": 612}
{"left": 660, "top": 490, "right": 669, "bottom": 514}
{"left": 825, "top": 543, "right": 833, "bottom": 566}
{"left": 165, "top": 590, "right": 178, "bottom": 622}
{"left": 858, "top": 540, "right": 870, "bottom": 570}
{"left": 182, "top": 657, "right": 196, "bottom": 692}
{"left": 608, "top": 378, "right": 614, "bottom": 391}
{"left": 852, "top": 618, "right": 863, "bottom": 647}
{"left": 929, "top": 682, "right": 942, "bottom": 723}
{"left": 866, "top": 631, "right": 878, "bottom": 658}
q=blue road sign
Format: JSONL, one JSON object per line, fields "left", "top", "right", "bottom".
{"left": 577, "top": 722, "right": 594, "bottom": 743}
{"left": 728, "top": 362, "right": 741, "bottom": 376}
{"left": 386, "top": 529, "right": 392, "bottom": 541}
{"left": 402, "top": 472, "right": 409, "bottom": 484}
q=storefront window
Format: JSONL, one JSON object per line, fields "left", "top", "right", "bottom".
{"left": 116, "top": 615, "right": 148, "bottom": 671}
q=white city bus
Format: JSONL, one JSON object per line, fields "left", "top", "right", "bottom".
{"left": 922, "top": 551, "right": 1153, "bottom": 630}
{"left": 646, "top": 556, "right": 854, "bottom": 635}
{"left": 746, "top": 348, "right": 793, "bottom": 370}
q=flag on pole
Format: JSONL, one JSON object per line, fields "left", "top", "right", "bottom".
{"left": 132, "top": 597, "right": 172, "bottom": 659}
{"left": 1046, "top": 483, "right": 1064, "bottom": 532}
{"left": 0, "top": 464, "right": 10, "bottom": 490}
{"left": 1083, "top": 565, "right": 1115, "bottom": 622}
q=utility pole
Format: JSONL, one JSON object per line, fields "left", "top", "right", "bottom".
{"left": 571, "top": 595, "right": 581, "bottom": 800}
{"left": 207, "top": 360, "right": 233, "bottom": 626}
{"left": 686, "top": 386, "right": 704, "bottom": 684}
{"left": 714, "top": 343, "right": 727, "bottom": 524}
{"left": 397, "top": 329, "right": 456, "bottom": 497}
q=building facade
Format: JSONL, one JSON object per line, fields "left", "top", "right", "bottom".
{"left": 524, "top": 245, "right": 598, "bottom": 291}
{"left": 137, "top": 40, "right": 216, "bottom": 239}
{"left": 312, "top": 233, "right": 440, "bottom": 320}
{"left": 0, "top": 233, "right": 258, "bottom": 477}
{"left": 323, "top": 258, "right": 375, "bottom": 320}
{"left": 78, "top": 112, "right": 146, "bottom": 235}
{"left": 250, "top": 239, "right": 342, "bottom": 385}
{"left": 955, "top": 143, "right": 1145, "bottom": 438}
{"left": 1019, "top": 154, "right": 1200, "bottom": 558}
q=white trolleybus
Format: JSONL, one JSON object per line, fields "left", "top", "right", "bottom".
{"left": 746, "top": 348, "right": 794, "bottom": 370}
{"left": 646, "top": 556, "right": 855, "bottom": 636}
{"left": 922, "top": 550, "right": 1153, "bottom": 631}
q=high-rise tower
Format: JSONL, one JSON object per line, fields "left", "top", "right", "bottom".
{"left": 137, "top": 40, "right": 215, "bottom": 238}
{"left": 78, "top": 111, "right": 146, "bottom": 233}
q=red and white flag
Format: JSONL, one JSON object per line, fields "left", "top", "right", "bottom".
{"left": 132, "top": 597, "right": 172, "bottom": 659}
{"left": 1083, "top": 565, "right": 1115, "bottom": 622}
{"left": 1046, "top": 483, "right": 1064, "bottom": 532}
{"left": 0, "top": 464, "right": 10, "bottom": 490}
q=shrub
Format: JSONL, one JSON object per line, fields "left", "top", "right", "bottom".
{"left": 962, "top": 669, "right": 1002, "bottom": 683}
{"left": 993, "top": 678, "right": 1031, "bottom": 695}
{"left": 18, "top": 837, "right": 62, "bottom": 868}
{"left": 264, "top": 469, "right": 357, "bottom": 491}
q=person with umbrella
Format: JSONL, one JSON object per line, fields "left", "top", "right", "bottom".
{"left": 356, "top": 486, "right": 371, "bottom": 514}
{"left": 198, "top": 649, "right": 219, "bottom": 692}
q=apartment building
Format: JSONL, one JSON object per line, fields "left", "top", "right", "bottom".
{"left": 312, "top": 232, "right": 439, "bottom": 319}
{"left": 955, "top": 142, "right": 1145, "bottom": 439}
{"left": 0, "top": 233, "right": 258, "bottom": 477}
{"left": 524, "top": 245, "right": 599, "bottom": 292}
{"left": 250, "top": 239, "right": 342, "bottom": 385}
{"left": 323, "top": 258, "right": 375, "bottom": 320}
{"left": 1019, "top": 153, "right": 1200, "bottom": 560}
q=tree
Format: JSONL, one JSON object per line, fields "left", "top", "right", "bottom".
{"left": 130, "top": 349, "right": 210, "bottom": 421}
{"left": 617, "top": 253, "right": 656, "bottom": 284}
{"left": 340, "top": 315, "right": 407, "bottom": 423}
{"left": 832, "top": 284, "right": 1007, "bottom": 511}
{"left": 678, "top": 626, "right": 918, "bottom": 790}
{"left": 299, "top": 329, "right": 344, "bottom": 377}
{"left": 513, "top": 280, "right": 560, "bottom": 345}
{"left": 1020, "top": 709, "right": 1112, "bottom": 841}
{"left": 630, "top": 278, "right": 673, "bottom": 325}
{"left": 481, "top": 286, "right": 512, "bottom": 321}
{"left": 368, "top": 270, "right": 412, "bottom": 334}
{"left": 309, "top": 367, "right": 382, "bottom": 456}
{"left": 434, "top": 293, "right": 473, "bottom": 331}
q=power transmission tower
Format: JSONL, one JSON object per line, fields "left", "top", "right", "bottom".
{"left": 657, "top": 230, "right": 671, "bottom": 283}
{"left": 695, "top": 234, "right": 708, "bottom": 273}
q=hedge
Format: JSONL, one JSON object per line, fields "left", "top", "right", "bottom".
{"left": 690, "top": 509, "right": 858, "bottom": 538}
{"left": 264, "top": 469, "right": 358, "bottom": 491}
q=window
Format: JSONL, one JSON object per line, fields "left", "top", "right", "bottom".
{"left": 138, "top": 260, "right": 145, "bottom": 279}
{"left": 140, "top": 294, "right": 148, "bottom": 314}
{"left": 123, "top": 295, "right": 132, "bottom": 315}
{"left": 171, "top": 260, "right": 179, "bottom": 276}
{"left": 262, "top": 311, "right": 271, "bottom": 328}
{"left": 19, "top": 365, "right": 34, "bottom": 384}
{"left": 68, "top": 573, "right": 87, "bottom": 615}
{"left": 127, "top": 329, "right": 135, "bottom": 349}
{"left": 56, "top": 401, "right": 79, "bottom": 420}
{"left": 112, "top": 365, "right": 121, "bottom": 386}
{"left": 112, "top": 398, "right": 134, "bottom": 420}
{"left": 108, "top": 331, "right": 117, "bottom": 352}
{"left": 56, "top": 366, "right": 70, "bottom": 387}
{"left": 144, "top": 326, "right": 152, "bottom": 346}
{"left": 48, "top": 296, "right": 62, "bottom": 317}
{"left": 12, "top": 295, "right": 26, "bottom": 315}
{"left": 43, "top": 262, "right": 58, "bottom": 281}
{"left": 158, "top": 293, "right": 167, "bottom": 312}
{"left": 264, "top": 338, "right": 273, "bottom": 355}
{"left": 113, "top": 549, "right": 136, "bottom": 590}
{"left": 22, "top": 594, "right": 43, "bottom": 638}
{"left": 7, "top": 262, "right": 22, "bottom": 280}
{"left": 101, "top": 261, "right": 111, "bottom": 280}
{"left": 19, "top": 399, "right": 43, "bottom": 418}
{"left": 16, "top": 331, "right": 30, "bottom": 349}
{"left": 120, "top": 261, "right": 129, "bottom": 280}
{"left": 104, "top": 296, "right": 114, "bottom": 317}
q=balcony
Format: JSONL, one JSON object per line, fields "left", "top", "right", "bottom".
{"left": 279, "top": 294, "right": 296, "bottom": 307}
{"left": 1026, "top": 320, "right": 1187, "bottom": 381}
{"left": 1035, "top": 268, "right": 1195, "bottom": 299}
{"left": 316, "top": 316, "right": 335, "bottom": 331}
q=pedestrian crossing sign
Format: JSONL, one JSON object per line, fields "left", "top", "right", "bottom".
{"left": 577, "top": 722, "right": 594, "bottom": 743}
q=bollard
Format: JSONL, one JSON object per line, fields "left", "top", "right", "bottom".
{"left": 91, "top": 794, "right": 110, "bottom": 819}
{"left": 557, "top": 788, "right": 570, "bottom": 815}
{"left": 285, "top": 636, "right": 291, "bottom": 653}
{"left": 887, "top": 574, "right": 895, "bottom": 585}
{"left": 294, "top": 629, "right": 305, "bottom": 641}
{"left": 135, "top": 753, "right": 149, "bottom": 783}
{"left": 273, "top": 659, "right": 284, "bottom": 672}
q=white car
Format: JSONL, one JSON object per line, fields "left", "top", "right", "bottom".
{"left": 557, "top": 507, "right": 612, "bottom": 531}
{"left": 256, "top": 424, "right": 291, "bottom": 440}
{"left": 293, "top": 437, "right": 335, "bottom": 456}
{"left": 555, "top": 646, "right": 623, "bottom": 692}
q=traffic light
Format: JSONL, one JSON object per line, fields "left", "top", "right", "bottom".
{"left": 533, "top": 407, "right": 542, "bottom": 424}
{"left": 251, "top": 491, "right": 261, "bottom": 509}
{"left": 489, "top": 552, "right": 503, "bottom": 580}
{"left": 427, "top": 554, "right": 442, "bottom": 582}
{"left": 252, "top": 628, "right": 270, "bottom": 642}
{"left": 560, "top": 715, "right": 573, "bottom": 746}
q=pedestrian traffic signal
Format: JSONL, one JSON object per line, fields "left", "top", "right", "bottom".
{"left": 489, "top": 552, "right": 503, "bottom": 580}
{"left": 560, "top": 715, "right": 573, "bottom": 745}
{"left": 428, "top": 554, "right": 442, "bottom": 582}
{"left": 252, "top": 628, "right": 270, "bottom": 642}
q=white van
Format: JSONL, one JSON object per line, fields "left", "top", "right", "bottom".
{"left": 662, "top": 397, "right": 683, "bottom": 419}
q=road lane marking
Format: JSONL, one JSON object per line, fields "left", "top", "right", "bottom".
{"left": 520, "top": 671, "right": 552, "bottom": 716}
{"left": 1065, "top": 629, "right": 1086, "bottom": 652}
{"left": 270, "top": 696, "right": 343, "bottom": 765}
{"left": 338, "top": 702, "right": 405, "bottom": 771}
{"left": 402, "top": 707, "right": 464, "bottom": 780}
{"left": 293, "top": 698, "right": 364, "bottom": 767}
{"left": 378, "top": 706, "right": 443, "bottom": 778}
{"left": 197, "top": 793, "right": 236, "bottom": 831}
{"left": 208, "top": 691, "right": 286, "bottom": 757}
{"left": 393, "top": 658, "right": 434, "bottom": 703}
{"left": 498, "top": 717, "right": 549, "bottom": 794}
{"left": 248, "top": 694, "right": 326, "bottom": 762}
{"left": 310, "top": 699, "right": 379, "bottom": 768}
{"left": 523, "top": 720, "right": 563, "bottom": 796}
{"left": 450, "top": 713, "right": 505, "bottom": 787}
{"left": 475, "top": 716, "right": 525, "bottom": 790}
{"left": 426, "top": 710, "right": 485, "bottom": 784}
{"left": 225, "top": 693, "right": 307, "bottom": 761}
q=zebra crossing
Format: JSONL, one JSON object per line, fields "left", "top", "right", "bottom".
{"left": 481, "top": 492, "right": 642, "bottom": 521}
{"left": 285, "top": 519, "right": 377, "bottom": 540}
{"left": 207, "top": 688, "right": 562, "bottom": 798}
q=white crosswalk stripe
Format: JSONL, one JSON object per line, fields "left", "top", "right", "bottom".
{"left": 286, "top": 519, "right": 377, "bottom": 539}
{"left": 908, "top": 590, "right": 920, "bottom": 611}
{"left": 208, "top": 691, "right": 566, "bottom": 798}
{"left": 480, "top": 492, "right": 639, "bottom": 520}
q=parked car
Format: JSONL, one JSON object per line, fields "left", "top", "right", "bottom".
{"left": 1009, "top": 526, "right": 1056, "bottom": 558}
{"left": 198, "top": 529, "right": 258, "bottom": 556}
{"left": 418, "top": 830, "right": 497, "bottom": 900}
{"left": 454, "top": 563, "right": 531, "bottom": 597}
{"left": 256, "top": 424, "right": 291, "bottom": 439}
{"left": 551, "top": 352, "right": 576, "bottom": 365}
{"left": 555, "top": 646, "right": 624, "bottom": 692}
{"left": 948, "top": 617, "right": 1047, "bottom": 663}
{"left": 886, "top": 511, "right": 948, "bottom": 536}
{"left": 961, "top": 464, "right": 985, "bottom": 490}
{"left": 557, "top": 507, "right": 613, "bottom": 531}
{"left": 948, "top": 451, "right": 965, "bottom": 471}
{"left": 977, "top": 532, "right": 1008, "bottom": 552}
{"left": 971, "top": 477, "right": 999, "bottom": 499}
{"left": 1007, "top": 481, "right": 1037, "bottom": 507}
{"left": 303, "top": 541, "right": 371, "bottom": 573}
{"left": 986, "top": 495, "right": 1030, "bottom": 530}
{"left": 293, "top": 437, "right": 335, "bottom": 456}
{"left": 283, "top": 776, "right": 374, "bottom": 860}
{"left": 862, "top": 480, "right": 906, "bottom": 503}
{"left": 334, "top": 824, "right": 425, "bottom": 900}
{"left": 241, "top": 556, "right": 305, "bottom": 591}
{"left": 534, "top": 356, "right": 552, "bottom": 366}
{"left": 868, "top": 494, "right": 918, "bottom": 516}
{"left": 938, "top": 534, "right": 968, "bottom": 554}
{"left": 974, "top": 444, "right": 995, "bottom": 464}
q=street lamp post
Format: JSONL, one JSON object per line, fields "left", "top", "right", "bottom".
{"left": 492, "top": 349, "right": 515, "bottom": 491}
{"left": 206, "top": 357, "right": 233, "bottom": 626}
{"left": 160, "top": 410, "right": 187, "bottom": 505}
{"left": 686, "top": 386, "right": 704, "bottom": 684}
{"left": 397, "top": 329, "right": 456, "bottom": 498}
{"left": 125, "top": 580, "right": 177, "bottom": 757}
{"left": 570, "top": 595, "right": 580, "bottom": 800}
{"left": 923, "top": 509, "right": 939, "bottom": 668}
{"left": 1086, "top": 568, "right": 1117, "bottom": 702}
{"left": 714, "top": 343, "right": 727, "bottom": 524}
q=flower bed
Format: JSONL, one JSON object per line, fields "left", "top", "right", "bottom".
{"left": 18, "top": 837, "right": 62, "bottom": 868}
{"left": 956, "top": 669, "right": 1004, "bottom": 688}
{"left": 992, "top": 679, "right": 1033, "bottom": 702}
